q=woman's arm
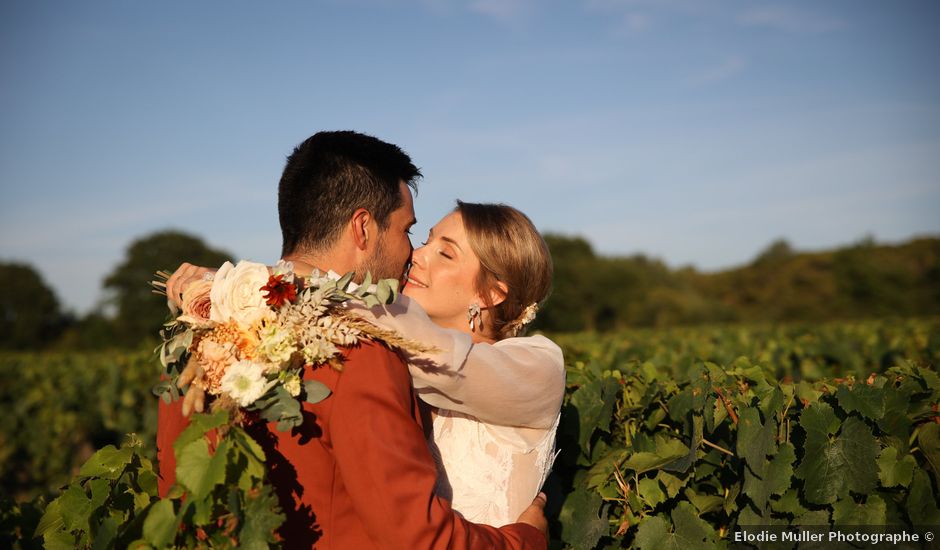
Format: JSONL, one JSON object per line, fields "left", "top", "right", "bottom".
{"left": 348, "top": 296, "right": 565, "bottom": 430}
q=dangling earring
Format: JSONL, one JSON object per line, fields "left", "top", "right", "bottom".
{"left": 467, "top": 303, "right": 481, "bottom": 331}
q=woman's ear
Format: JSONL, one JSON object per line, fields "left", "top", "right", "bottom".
{"left": 482, "top": 281, "right": 508, "bottom": 308}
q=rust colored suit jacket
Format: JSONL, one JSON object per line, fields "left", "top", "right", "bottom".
{"left": 157, "top": 340, "right": 546, "bottom": 549}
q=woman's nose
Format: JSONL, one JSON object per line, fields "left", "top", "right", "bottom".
{"left": 410, "top": 245, "right": 426, "bottom": 268}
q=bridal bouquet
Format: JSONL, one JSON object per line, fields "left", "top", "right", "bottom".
{"left": 153, "top": 259, "right": 428, "bottom": 430}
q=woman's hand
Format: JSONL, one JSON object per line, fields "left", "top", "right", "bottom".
{"left": 165, "top": 262, "right": 216, "bottom": 307}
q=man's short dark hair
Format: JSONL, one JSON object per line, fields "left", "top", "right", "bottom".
{"left": 278, "top": 131, "right": 421, "bottom": 256}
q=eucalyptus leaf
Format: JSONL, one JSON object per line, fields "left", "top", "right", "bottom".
{"left": 304, "top": 380, "right": 332, "bottom": 404}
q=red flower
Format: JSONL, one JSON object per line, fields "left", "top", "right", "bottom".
{"left": 261, "top": 274, "right": 298, "bottom": 307}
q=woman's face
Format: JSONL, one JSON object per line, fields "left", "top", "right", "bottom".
{"left": 403, "top": 211, "right": 484, "bottom": 333}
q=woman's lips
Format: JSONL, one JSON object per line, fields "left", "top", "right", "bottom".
{"left": 406, "top": 276, "right": 428, "bottom": 289}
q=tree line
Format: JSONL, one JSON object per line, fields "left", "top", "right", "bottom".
{"left": 1, "top": 231, "right": 938, "bottom": 350}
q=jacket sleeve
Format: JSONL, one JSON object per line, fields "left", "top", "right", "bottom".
{"left": 329, "top": 342, "right": 546, "bottom": 550}
{"left": 347, "top": 297, "right": 565, "bottom": 429}
{"left": 156, "top": 394, "right": 189, "bottom": 497}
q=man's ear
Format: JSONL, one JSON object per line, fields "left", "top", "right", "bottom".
{"left": 481, "top": 281, "right": 508, "bottom": 308}
{"left": 350, "top": 208, "right": 372, "bottom": 251}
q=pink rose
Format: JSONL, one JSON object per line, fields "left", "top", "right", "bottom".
{"left": 178, "top": 279, "right": 213, "bottom": 324}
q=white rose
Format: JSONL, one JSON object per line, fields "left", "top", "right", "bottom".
{"left": 220, "top": 360, "right": 269, "bottom": 407}
{"left": 210, "top": 260, "right": 275, "bottom": 327}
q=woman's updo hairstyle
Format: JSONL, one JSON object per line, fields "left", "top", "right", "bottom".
{"left": 455, "top": 201, "right": 553, "bottom": 340}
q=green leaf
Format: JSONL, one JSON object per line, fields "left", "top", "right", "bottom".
{"left": 303, "top": 380, "right": 331, "bottom": 404}
{"left": 836, "top": 383, "right": 886, "bottom": 420}
{"left": 770, "top": 489, "right": 807, "bottom": 517}
{"left": 176, "top": 437, "right": 230, "bottom": 501}
{"left": 142, "top": 499, "right": 177, "bottom": 549}
{"left": 259, "top": 385, "right": 302, "bottom": 430}
{"left": 656, "top": 471, "right": 685, "bottom": 499}
{"left": 877, "top": 382, "right": 915, "bottom": 441}
{"left": 795, "top": 509, "right": 830, "bottom": 525}
{"left": 358, "top": 272, "right": 372, "bottom": 296}
{"left": 832, "top": 494, "right": 886, "bottom": 525}
{"left": 635, "top": 502, "right": 716, "bottom": 550}
{"left": 569, "top": 377, "right": 620, "bottom": 453}
{"left": 664, "top": 414, "right": 703, "bottom": 474}
{"left": 91, "top": 516, "right": 118, "bottom": 550}
{"left": 624, "top": 438, "right": 689, "bottom": 475}
{"left": 239, "top": 485, "right": 286, "bottom": 549}
{"left": 840, "top": 416, "right": 880, "bottom": 495}
{"left": 877, "top": 447, "right": 915, "bottom": 488}
{"left": 907, "top": 468, "right": 940, "bottom": 525}
{"left": 744, "top": 442, "right": 795, "bottom": 511}
{"left": 78, "top": 445, "right": 134, "bottom": 480}
{"left": 736, "top": 407, "right": 775, "bottom": 474}
{"left": 634, "top": 515, "right": 670, "bottom": 550}
{"left": 230, "top": 427, "right": 268, "bottom": 491}
{"left": 637, "top": 477, "right": 666, "bottom": 508}
{"left": 795, "top": 412, "right": 878, "bottom": 505}
{"left": 58, "top": 485, "right": 93, "bottom": 533}
{"left": 35, "top": 497, "right": 64, "bottom": 537}
{"left": 558, "top": 486, "right": 608, "bottom": 550}
{"left": 684, "top": 488, "right": 724, "bottom": 515}
{"left": 336, "top": 271, "right": 355, "bottom": 291}
{"left": 917, "top": 422, "right": 940, "bottom": 477}
{"left": 585, "top": 448, "right": 628, "bottom": 489}
{"left": 796, "top": 380, "right": 822, "bottom": 404}
{"left": 173, "top": 410, "right": 228, "bottom": 453}
{"left": 43, "top": 530, "right": 77, "bottom": 550}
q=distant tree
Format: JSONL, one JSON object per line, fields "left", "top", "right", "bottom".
{"left": 0, "top": 262, "right": 66, "bottom": 349}
{"left": 753, "top": 238, "right": 795, "bottom": 265}
{"left": 103, "top": 231, "right": 233, "bottom": 346}
{"left": 533, "top": 235, "right": 597, "bottom": 332}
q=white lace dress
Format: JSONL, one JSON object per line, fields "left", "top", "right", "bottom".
{"left": 349, "top": 296, "right": 566, "bottom": 526}
{"left": 429, "top": 409, "right": 561, "bottom": 526}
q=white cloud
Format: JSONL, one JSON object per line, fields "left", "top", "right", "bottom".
{"left": 736, "top": 6, "right": 846, "bottom": 33}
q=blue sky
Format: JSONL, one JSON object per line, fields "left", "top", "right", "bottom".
{"left": 1, "top": 0, "right": 938, "bottom": 313}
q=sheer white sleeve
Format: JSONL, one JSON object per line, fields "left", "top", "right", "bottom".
{"left": 347, "top": 296, "right": 565, "bottom": 430}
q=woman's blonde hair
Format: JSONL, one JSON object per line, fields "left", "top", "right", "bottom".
{"left": 455, "top": 201, "right": 553, "bottom": 340}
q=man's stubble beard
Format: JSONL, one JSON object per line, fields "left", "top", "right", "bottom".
{"left": 355, "top": 233, "right": 408, "bottom": 284}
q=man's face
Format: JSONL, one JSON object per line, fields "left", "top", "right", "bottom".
{"left": 357, "top": 181, "right": 415, "bottom": 282}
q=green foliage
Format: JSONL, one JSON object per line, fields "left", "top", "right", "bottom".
{"left": 0, "top": 262, "right": 67, "bottom": 350}
{"left": 103, "top": 230, "right": 232, "bottom": 346}
{"left": 550, "top": 319, "right": 940, "bottom": 548}
{"left": 0, "top": 350, "right": 157, "bottom": 501}
{"left": 2, "top": 318, "right": 938, "bottom": 547}
{"left": 35, "top": 412, "right": 283, "bottom": 549}
{"left": 536, "top": 235, "right": 940, "bottom": 331}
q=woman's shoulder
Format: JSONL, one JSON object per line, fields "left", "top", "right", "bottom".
{"left": 493, "top": 333, "right": 563, "bottom": 366}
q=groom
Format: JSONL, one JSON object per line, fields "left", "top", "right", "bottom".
{"left": 158, "top": 131, "right": 548, "bottom": 548}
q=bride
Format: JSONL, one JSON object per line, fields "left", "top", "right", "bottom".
{"left": 167, "top": 201, "right": 564, "bottom": 527}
